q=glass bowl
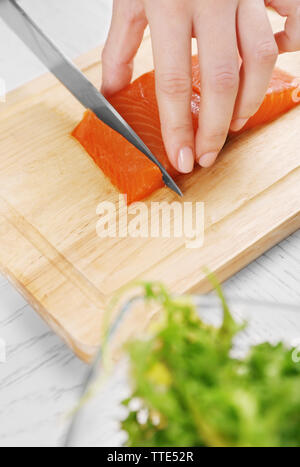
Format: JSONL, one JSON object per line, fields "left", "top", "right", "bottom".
{"left": 64, "top": 295, "right": 300, "bottom": 447}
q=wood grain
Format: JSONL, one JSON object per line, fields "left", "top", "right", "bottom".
{"left": 0, "top": 12, "right": 299, "bottom": 362}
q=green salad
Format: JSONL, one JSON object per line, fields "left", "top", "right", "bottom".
{"left": 121, "top": 282, "right": 300, "bottom": 447}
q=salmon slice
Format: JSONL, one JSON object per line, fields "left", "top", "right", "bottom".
{"left": 72, "top": 58, "right": 300, "bottom": 204}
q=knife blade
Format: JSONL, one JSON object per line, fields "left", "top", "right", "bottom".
{"left": 0, "top": 0, "right": 182, "bottom": 197}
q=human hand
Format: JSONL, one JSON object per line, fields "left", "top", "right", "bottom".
{"left": 265, "top": 0, "right": 300, "bottom": 53}
{"left": 101, "top": 1, "right": 298, "bottom": 173}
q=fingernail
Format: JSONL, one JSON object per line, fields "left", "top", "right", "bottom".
{"left": 230, "top": 118, "right": 248, "bottom": 132}
{"left": 178, "top": 147, "right": 194, "bottom": 173}
{"left": 198, "top": 152, "right": 218, "bottom": 168}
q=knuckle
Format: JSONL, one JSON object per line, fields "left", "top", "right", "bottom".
{"left": 255, "top": 41, "right": 278, "bottom": 64}
{"left": 209, "top": 65, "right": 239, "bottom": 92}
{"left": 122, "top": 1, "right": 146, "bottom": 25}
{"left": 157, "top": 72, "right": 192, "bottom": 98}
{"left": 171, "top": 0, "right": 186, "bottom": 15}
{"left": 156, "top": 0, "right": 185, "bottom": 16}
{"left": 162, "top": 121, "right": 193, "bottom": 135}
{"left": 206, "top": 127, "right": 228, "bottom": 144}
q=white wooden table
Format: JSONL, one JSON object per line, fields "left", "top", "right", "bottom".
{"left": 0, "top": 0, "right": 299, "bottom": 448}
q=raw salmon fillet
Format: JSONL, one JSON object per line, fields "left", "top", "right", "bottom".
{"left": 72, "top": 57, "right": 300, "bottom": 204}
{"left": 192, "top": 56, "right": 300, "bottom": 133}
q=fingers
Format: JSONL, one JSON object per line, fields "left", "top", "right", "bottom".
{"left": 194, "top": 1, "right": 240, "bottom": 167}
{"left": 266, "top": 0, "right": 300, "bottom": 53}
{"left": 231, "top": 0, "right": 278, "bottom": 131}
{"left": 145, "top": 1, "right": 194, "bottom": 173}
{"left": 101, "top": 0, "right": 147, "bottom": 97}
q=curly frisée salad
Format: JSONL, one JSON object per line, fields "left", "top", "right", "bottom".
{"left": 119, "top": 282, "right": 300, "bottom": 448}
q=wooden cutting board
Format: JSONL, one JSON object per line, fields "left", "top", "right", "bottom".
{"left": 0, "top": 12, "right": 300, "bottom": 362}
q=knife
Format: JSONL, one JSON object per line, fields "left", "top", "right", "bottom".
{"left": 0, "top": 0, "right": 182, "bottom": 197}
